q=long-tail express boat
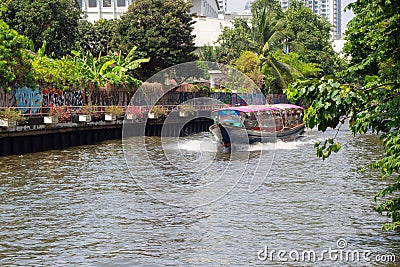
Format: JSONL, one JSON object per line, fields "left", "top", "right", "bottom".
{"left": 209, "top": 104, "right": 305, "bottom": 148}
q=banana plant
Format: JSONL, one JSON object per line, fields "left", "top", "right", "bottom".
{"left": 71, "top": 49, "right": 115, "bottom": 87}
{"left": 72, "top": 46, "right": 149, "bottom": 90}
{"left": 102, "top": 47, "right": 149, "bottom": 90}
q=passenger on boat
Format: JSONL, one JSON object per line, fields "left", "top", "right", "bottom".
{"left": 239, "top": 112, "right": 245, "bottom": 127}
{"left": 244, "top": 114, "right": 257, "bottom": 128}
{"left": 274, "top": 112, "right": 283, "bottom": 131}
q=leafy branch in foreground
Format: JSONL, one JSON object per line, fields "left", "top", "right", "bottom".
{"left": 284, "top": 76, "right": 400, "bottom": 230}
{"left": 285, "top": 78, "right": 358, "bottom": 159}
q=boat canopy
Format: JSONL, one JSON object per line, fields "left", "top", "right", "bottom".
{"left": 272, "top": 104, "right": 304, "bottom": 110}
{"left": 213, "top": 105, "right": 279, "bottom": 114}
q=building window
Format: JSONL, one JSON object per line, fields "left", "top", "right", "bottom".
{"left": 117, "top": 0, "right": 126, "bottom": 6}
{"left": 88, "top": 0, "right": 97, "bottom": 7}
{"left": 77, "top": 0, "right": 82, "bottom": 8}
{"left": 103, "top": 0, "right": 111, "bottom": 7}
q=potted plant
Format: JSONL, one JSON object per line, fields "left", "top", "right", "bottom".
{"left": 44, "top": 105, "right": 70, "bottom": 124}
{"left": 79, "top": 104, "right": 97, "bottom": 122}
{"left": 148, "top": 106, "right": 168, "bottom": 119}
{"left": 0, "top": 108, "right": 25, "bottom": 128}
{"left": 105, "top": 105, "right": 124, "bottom": 121}
{"left": 179, "top": 104, "right": 197, "bottom": 117}
{"left": 125, "top": 106, "right": 144, "bottom": 121}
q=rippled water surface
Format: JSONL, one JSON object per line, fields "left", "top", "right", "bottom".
{"left": 1, "top": 127, "right": 400, "bottom": 266}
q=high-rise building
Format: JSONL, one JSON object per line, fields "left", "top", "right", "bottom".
{"left": 241, "top": 0, "right": 341, "bottom": 39}
{"left": 278, "top": 0, "right": 341, "bottom": 39}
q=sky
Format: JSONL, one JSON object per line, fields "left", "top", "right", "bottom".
{"left": 226, "top": 0, "right": 355, "bottom": 33}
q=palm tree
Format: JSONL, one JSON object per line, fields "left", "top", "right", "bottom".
{"left": 251, "top": 1, "right": 301, "bottom": 93}
{"left": 252, "top": 2, "right": 285, "bottom": 55}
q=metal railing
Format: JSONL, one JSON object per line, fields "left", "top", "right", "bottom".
{"left": 0, "top": 104, "right": 231, "bottom": 117}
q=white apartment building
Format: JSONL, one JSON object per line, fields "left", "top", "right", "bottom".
{"left": 192, "top": 17, "right": 232, "bottom": 47}
{"left": 217, "top": 0, "right": 227, "bottom": 13}
{"left": 191, "top": 0, "right": 220, "bottom": 18}
{"left": 77, "top": 0, "right": 134, "bottom": 21}
{"left": 77, "top": 0, "right": 220, "bottom": 22}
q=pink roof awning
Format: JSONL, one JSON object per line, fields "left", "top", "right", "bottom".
{"left": 216, "top": 105, "right": 280, "bottom": 113}
{"left": 272, "top": 104, "right": 304, "bottom": 110}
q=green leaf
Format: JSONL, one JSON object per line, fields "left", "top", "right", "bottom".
{"left": 331, "top": 142, "right": 341, "bottom": 153}
{"left": 314, "top": 141, "right": 321, "bottom": 148}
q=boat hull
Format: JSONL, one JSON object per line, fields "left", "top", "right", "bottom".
{"left": 209, "top": 123, "right": 305, "bottom": 148}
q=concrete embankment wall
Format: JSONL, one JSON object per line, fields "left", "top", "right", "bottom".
{"left": 0, "top": 116, "right": 213, "bottom": 156}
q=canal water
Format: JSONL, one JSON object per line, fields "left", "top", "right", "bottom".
{"left": 1, "top": 126, "right": 399, "bottom": 266}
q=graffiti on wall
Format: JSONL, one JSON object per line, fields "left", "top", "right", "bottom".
{"left": 89, "top": 89, "right": 128, "bottom": 107}
{"left": 12, "top": 87, "right": 42, "bottom": 114}
{"left": 0, "top": 89, "right": 16, "bottom": 108}
{"left": 42, "top": 88, "right": 84, "bottom": 107}
{"left": 1, "top": 86, "right": 129, "bottom": 113}
{"left": 2, "top": 86, "right": 289, "bottom": 115}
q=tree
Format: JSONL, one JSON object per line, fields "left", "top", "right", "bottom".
{"left": 251, "top": 0, "right": 285, "bottom": 55}
{"left": 215, "top": 18, "right": 256, "bottom": 64}
{"left": 232, "top": 51, "right": 264, "bottom": 89}
{"left": 250, "top": 0, "right": 284, "bottom": 17}
{"left": 251, "top": 0, "right": 298, "bottom": 93}
{"left": 0, "top": 19, "right": 34, "bottom": 90}
{"left": 32, "top": 42, "right": 82, "bottom": 89}
{"left": 1, "top": 0, "right": 82, "bottom": 58}
{"left": 215, "top": 0, "right": 315, "bottom": 94}
{"left": 343, "top": 0, "right": 398, "bottom": 84}
{"left": 284, "top": 0, "right": 344, "bottom": 76}
{"left": 284, "top": 0, "right": 400, "bottom": 230}
{"left": 272, "top": 51, "right": 321, "bottom": 78}
{"left": 0, "top": 2, "right": 7, "bottom": 16}
{"left": 112, "top": 0, "right": 196, "bottom": 80}
{"left": 197, "top": 44, "right": 224, "bottom": 63}
{"left": 76, "top": 19, "right": 117, "bottom": 58}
